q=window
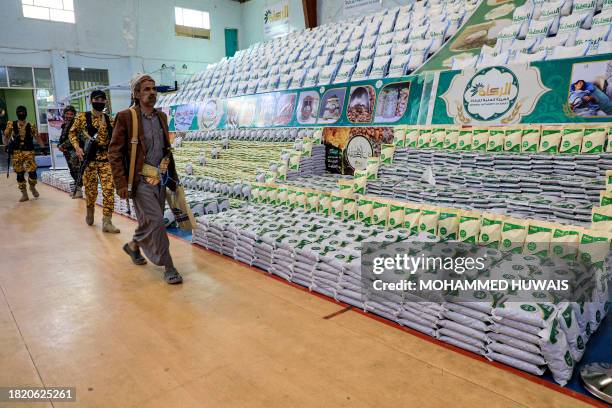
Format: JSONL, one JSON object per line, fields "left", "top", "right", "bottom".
{"left": 22, "top": 0, "right": 75, "bottom": 24}
{"left": 175, "top": 7, "right": 210, "bottom": 39}
{"left": 68, "top": 68, "right": 111, "bottom": 112}
{"left": 7, "top": 67, "right": 35, "bottom": 88}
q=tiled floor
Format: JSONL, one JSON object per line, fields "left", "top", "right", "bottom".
{"left": 0, "top": 178, "right": 597, "bottom": 408}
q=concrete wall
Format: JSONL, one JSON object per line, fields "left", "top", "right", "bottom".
{"left": 0, "top": 0, "right": 244, "bottom": 110}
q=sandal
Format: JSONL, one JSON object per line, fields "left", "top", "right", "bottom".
{"left": 123, "top": 243, "right": 147, "bottom": 265}
{"left": 164, "top": 267, "right": 183, "bottom": 285}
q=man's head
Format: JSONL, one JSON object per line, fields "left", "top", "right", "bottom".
{"left": 63, "top": 105, "right": 76, "bottom": 122}
{"left": 16, "top": 106, "right": 27, "bottom": 121}
{"left": 90, "top": 90, "right": 107, "bottom": 113}
{"left": 574, "top": 80, "right": 585, "bottom": 91}
{"left": 131, "top": 74, "right": 157, "bottom": 107}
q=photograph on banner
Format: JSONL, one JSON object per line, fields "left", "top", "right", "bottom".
{"left": 568, "top": 59, "right": 612, "bottom": 117}
{"left": 296, "top": 91, "right": 320, "bottom": 124}
{"left": 374, "top": 81, "right": 411, "bottom": 123}
{"left": 323, "top": 127, "right": 393, "bottom": 175}
{"left": 225, "top": 98, "right": 240, "bottom": 128}
{"left": 347, "top": 85, "right": 375, "bottom": 124}
{"left": 238, "top": 96, "right": 258, "bottom": 127}
{"left": 197, "top": 98, "right": 224, "bottom": 129}
{"left": 264, "top": 0, "right": 289, "bottom": 39}
{"left": 256, "top": 92, "right": 279, "bottom": 127}
{"left": 274, "top": 92, "right": 297, "bottom": 126}
{"left": 46, "top": 107, "right": 63, "bottom": 142}
{"left": 47, "top": 107, "right": 68, "bottom": 170}
{"left": 173, "top": 103, "right": 197, "bottom": 131}
{"left": 318, "top": 88, "right": 346, "bottom": 124}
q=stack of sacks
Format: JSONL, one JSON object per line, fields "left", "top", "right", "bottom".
{"left": 269, "top": 232, "right": 297, "bottom": 281}
{"left": 234, "top": 225, "right": 259, "bottom": 266}
{"left": 41, "top": 170, "right": 76, "bottom": 192}
{"left": 253, "top": 238, "right": 274, "bottom": 272}
{"left": 287, "top": 144, "right": 327, "bottom": 179}
{"left": 389, "top": 148, "right": 612, "bottom": 178}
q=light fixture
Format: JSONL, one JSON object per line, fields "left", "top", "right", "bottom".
{"left": 80, "top": 67, "right": 85, "bottom": 71}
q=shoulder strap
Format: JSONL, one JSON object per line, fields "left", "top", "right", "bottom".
{"left": 104, "top": 113, "right": 112, "bottom": 135}
{"left": 127, "top": 108, "right": 139, "bottom": 195}
{"left": 85, "top": 112, "right": 97, "bottom": 137}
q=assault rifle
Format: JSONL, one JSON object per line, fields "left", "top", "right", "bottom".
{"left": 5, "top": 136, "right": 15, "bottom": 178}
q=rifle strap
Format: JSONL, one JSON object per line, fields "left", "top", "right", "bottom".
{"left": 127, "top": 108, "right": 139, "bottom": 196}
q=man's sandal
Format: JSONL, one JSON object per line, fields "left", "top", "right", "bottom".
{"left": 123, "top": 243, "right": 147, "bottom": 265}
{"left": 164, "top": 267, "right": 183, "bottom": 285}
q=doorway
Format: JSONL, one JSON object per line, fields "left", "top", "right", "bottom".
{"left": 225, "top": 28, "right": 239, "bottom": 58}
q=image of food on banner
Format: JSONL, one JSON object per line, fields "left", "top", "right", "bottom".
{"left": 323, "top": 127, "right": 393, "bottom": 175}
{"left": 238, "top": 96, "right": 257, "bottom": 127}
{"left": 274, "top": 92, "right": 297, "bottom": 126}
{"left": 172, "top": 103, "right": 198, "bottom": 131}
{"left": 568, "top": 59, "right": 612, "bottom": 117}
{"left": 318, "top": 88, "right": 346, "bottom": 124}
{"left": 374, "top": 81, "right": 411, "bottom": 123}
{"left": 225, "top": 98, "right": 240, "bottom": 129}
{"left": 296, "top": 91, "right": 320, "bottom": 124}
{"left": 256, "top": 92, "right": 279, "bottom": 127}
{"left": 347, "top": 85, "right": 375, "bottom": 124}
{"left": 197, "top": 98, "right": 223, "bottom": 129}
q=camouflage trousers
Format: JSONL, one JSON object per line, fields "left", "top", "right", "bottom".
{"left": 12, "top": 150, "right": 37, "bottom": 190}
{"left": 63, "top": 151, "right": 82, "bottom": 188}
{"left": 83, "top": 161, "right": 114, "bottom": 217}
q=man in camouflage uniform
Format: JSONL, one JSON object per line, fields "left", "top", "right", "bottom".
{"left": 57, "top": 105, "right": 83, "bottom": 199}
{"left": 69, "top": 90, "right": 120, "bottom": 233}
{"left": 3, "top": 105, "right": 45, "bottom": 202}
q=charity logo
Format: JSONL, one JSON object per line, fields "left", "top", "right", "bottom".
{"left": 463, "top": 66, "right": 519, "bottom": 121}
{"left": 345, "top": 135, "right": 374, "bottom": 171}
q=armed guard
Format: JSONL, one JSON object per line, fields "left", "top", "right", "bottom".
{"left": 69, "top": 90, "right": 120, "bottom": 233}
{"left": 3, "top": 106, "right": 45, "bottom": 202}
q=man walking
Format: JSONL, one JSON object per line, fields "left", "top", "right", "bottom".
{"left": 3, "top": 106, "right": 45, "bottom": 202}
{"left": 69, "top": 90, "right": 120, "bottom": 233}
{"left": 57, "top": 105, "right": 83, "bottom": 198}
{"left": 109, "top": 74, "right": 183, "bottom": 284}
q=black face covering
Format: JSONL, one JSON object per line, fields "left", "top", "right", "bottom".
{"left": 92, "top": 102, "right": 106, "bottom": 112}
{"left": 16, "top": 112, "right": 26, "bottom": 121}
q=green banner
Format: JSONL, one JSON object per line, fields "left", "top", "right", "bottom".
{"left": 168, "top": 77, "right": 420, "bottom": 131}
{"left": 432, "top": 54, "right": 612, "bottom": 125}
{"left": 167, "top": 54, "right": 612, "bottom": 130}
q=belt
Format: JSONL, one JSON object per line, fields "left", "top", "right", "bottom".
{"left": 141, "top": 163, "right": 161, "bottom": 185}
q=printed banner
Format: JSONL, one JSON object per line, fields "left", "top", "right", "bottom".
{"left": 46, "top": 107, "right": 68, "bottom": 170}
{"left": 323, "top": 127, "right": 393, "bottom": 175}
{"left": 343, "top": 0, "right": 382, "bottom": 17}
{"left": 440, "top": 64, "right": 549, "bottom": 125}
{"left": 264, "top": 0, "right": 289, "bottom": 39}
{"left": 166, "top": 54, "right": 612, "bottom": 132}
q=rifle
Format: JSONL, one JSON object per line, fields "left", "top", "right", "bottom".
{"left": 72, "top": 135, "right": 98, "bottom": 197}
{"left": 5, "top": 136, "right": 15, "bottom": 178}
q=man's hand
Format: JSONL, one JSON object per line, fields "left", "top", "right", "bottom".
{"left": 75, "top": 146, "right": 84, "bottom": 160}
{"left": 117, "top": 186, "right": 129, "bottom": 199}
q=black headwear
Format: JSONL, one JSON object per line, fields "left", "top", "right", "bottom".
{"left": 63, "top": 105, "right": 77, "bottom": 115}
{"left": 90, "top": 90, "right": 107, "bottom": 100}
